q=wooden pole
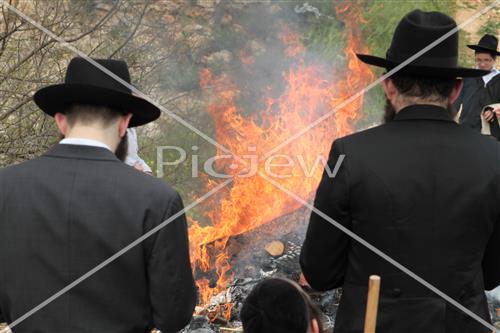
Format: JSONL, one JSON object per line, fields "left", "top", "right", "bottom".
{"left": 363, "top": 275, "right": 381, "bottom": 333}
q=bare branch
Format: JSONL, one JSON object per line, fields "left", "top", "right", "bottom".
{"left": 0, "top": 96, "right": 32, "bottom": 122}
{"left": 108, "top": 0, "right": 149, "bottom": 59}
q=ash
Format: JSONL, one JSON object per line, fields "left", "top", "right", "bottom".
{"left": 185, "top": 208, "right": 340, "bottom": 333}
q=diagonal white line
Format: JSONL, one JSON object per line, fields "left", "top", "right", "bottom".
{"left": 258, "top": 171, "right": 500, "bottom": 333}
{"left": 0, "top": 178, "right": 234, "bottom": 333}
{"left": 1, "top": 0, "right": 499, "bottom": 331}
{"left": 263, "top": 0, "right": 500, "bottom": 159}
{"left": 0, "top": 4, "right": 244, "bottom": 331}
{"left": 0, "top": 0, "right": 238, "bottom": 159}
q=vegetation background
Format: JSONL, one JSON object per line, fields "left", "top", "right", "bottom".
{"left": 0, "top": 0, "right": 499, "bottom": 330}
{"left": 1, "top": 0, "right": 497, "bottom": 200}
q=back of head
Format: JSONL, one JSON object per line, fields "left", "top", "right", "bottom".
{"left": 64, "top": 103, "right": 123, "bottom": 129}
{"left": 60, "top": 103, "right": 130, "bottom": 161}
{"left": 240, "top": 278, "right": 310, "bottom": 333}
{"left": 389, "top": 73, "right": 456, "bottom": 104}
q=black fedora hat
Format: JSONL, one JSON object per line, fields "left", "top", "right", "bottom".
{"left": 34, "top": 57, "right": 161, "bottom": 127}
{"left": 356, "top": 10, "right": 489, "bottom": 78}
{"left": 467, "top": 34, "right": 500, "bottom": 56}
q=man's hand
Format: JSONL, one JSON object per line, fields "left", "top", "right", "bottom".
{"left": 484, "top": 110, "right": 495, "bottom": 122}
{"left": 299, "top": 272, "right": 311, "bottom": 288}
{"left": 494, "top": 108, "right": 500, "bottom": 119}
{"left": 133, "top": 162, "right": 153, "bottom": 176}
{"left": 133, "top": 162, "right": 145, "bottom": 172}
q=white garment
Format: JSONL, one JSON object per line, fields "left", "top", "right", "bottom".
{"left": 125, "top": 128, "right": 152, "bottom": 173}
{"left": 60, "top": 138, "right": 112, "bottom": 151}
{"left": 482, "top": 67, "right": 499, "bottom": 85}
{"left": 486, "top": 285, "right": 500, "bottom": 303}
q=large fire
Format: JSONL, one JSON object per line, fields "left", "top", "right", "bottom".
{"left": 188, "top": 3, "right": 374, "bottom": 318}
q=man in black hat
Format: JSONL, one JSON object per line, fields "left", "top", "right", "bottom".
{"left": 0, "top": 57, "right": 197, "bottom": 333}
{"left": 454, "top": 34, "right": 500, "bottom": 140}
{"left": 300, "top": 10, "right": 500, "bottom": 333}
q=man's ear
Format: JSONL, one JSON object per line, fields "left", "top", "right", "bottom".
{"left": 119, "top": 113, "right": 133, "bottom": 138}
{"left": 382, "top": 78, "right": 398, "bottom": 103}
{"left": 311, "top": 318, "right": 320, "bottom": 333}
{"left": 449, "top": 78, "right": 464, "bottom": 105}
{"left": 54, "top": 113, "right": 68, "bottom": 136}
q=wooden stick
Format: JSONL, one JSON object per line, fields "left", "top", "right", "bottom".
{"left": 363, "top": 275, "right": 381, "bottom": 333}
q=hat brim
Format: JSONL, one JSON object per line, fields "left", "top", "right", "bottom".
{"left": 33, "top": 84, "right": 161, "bottom": 127}
{"left": 356, "top": 53, "right": 489, "bottom": 78}
{"left": 466, "top": 45, "right": 500, "bottom": 56}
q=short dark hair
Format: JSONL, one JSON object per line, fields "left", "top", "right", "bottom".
{"left": 240, "top": 278, "right": 323, "bottom": 333}
{"left": 64, "top": 104, "right": 124, "bottom": 127}
{"left": 389, "top": 73, "right": 456, "bottom": 102}
{"left": 475, "top": 50, "right": 497, "bottom": 59}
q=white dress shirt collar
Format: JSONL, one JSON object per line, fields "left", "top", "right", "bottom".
{"left": 59, "top": 138, "right": 112, "bottom": 152}
{"left": 483, "top": 67, "right": 500, "bottom": 85}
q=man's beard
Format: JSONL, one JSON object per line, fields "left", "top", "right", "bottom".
{"left": 115, "top": 133, "right": 128, "bottom": 161}
{"left": 384, "top": 98, "right": 397, "bottom": 123}
{"left": 58, "top": 132, "right": 128, "bottom": 161}
{"left": 383, "top": 97, "right": 455, "bottom": 123}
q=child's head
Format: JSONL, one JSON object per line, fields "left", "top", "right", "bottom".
{"left": 240, "top": 278, "right": 323, "bottom": 333}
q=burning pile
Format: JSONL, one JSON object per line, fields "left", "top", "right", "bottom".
{"left": 183, "top": 208, "right": 341, "bottom": 333}
{"left": 187, "top": 2, "right": 375, "bottom": 324}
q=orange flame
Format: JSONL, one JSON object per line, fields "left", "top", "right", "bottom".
{"left": 279, "top": 24, "right": 305, "bottom": 57}
{"left": 189, "top": 3, "right": 374, "bottom": 320}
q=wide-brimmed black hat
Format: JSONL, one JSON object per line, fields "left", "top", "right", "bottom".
{"left": 356, "top": 10, "right": 489, "bottom": 78}
{"left": 34, "top": 57, "right": 161, "bottom": 127}
{"left": 467, "top": 34, "right": 500, "bottom": 56}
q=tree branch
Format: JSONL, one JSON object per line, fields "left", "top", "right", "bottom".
{"left": 108, "top": 0, "right": 149, "bottom": 59}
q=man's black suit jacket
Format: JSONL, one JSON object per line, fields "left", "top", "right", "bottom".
{"left": 456, "top": 76, "right": 489, "bottom": 130}
{"left": 301, "top": 104, "right": 500, "bottom": 333}
{"left": 456, "top": 74, "right": 500, "bottom": 140}
{"left": 0, "top": 144, "right": 197, "bottom": 333}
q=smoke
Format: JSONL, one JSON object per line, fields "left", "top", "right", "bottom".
{"left": 206, "top": 1, "right": 345, "bottom": 120}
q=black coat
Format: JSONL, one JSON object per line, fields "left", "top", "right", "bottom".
{"left": 487, "top": 74, "right": 500, "bottom": 105}
{"left": 300, "top": 105, "right": 500, "bottom": 333}
{"left": 485, "top": 75, "right": 500, "bottom": 140}
{"left": 0, "top": 144, "right": 197, "bottom": 333}
{"left": 456, "top": 74, "right": 500, "bottom": 140}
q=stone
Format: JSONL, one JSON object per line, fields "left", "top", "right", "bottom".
{"left": 264, "top": 240, "right": 284, "bottom": 257}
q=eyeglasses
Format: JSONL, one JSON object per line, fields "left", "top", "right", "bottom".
{"left": 475, "top": 58, "right": 494, "bottom": 64}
